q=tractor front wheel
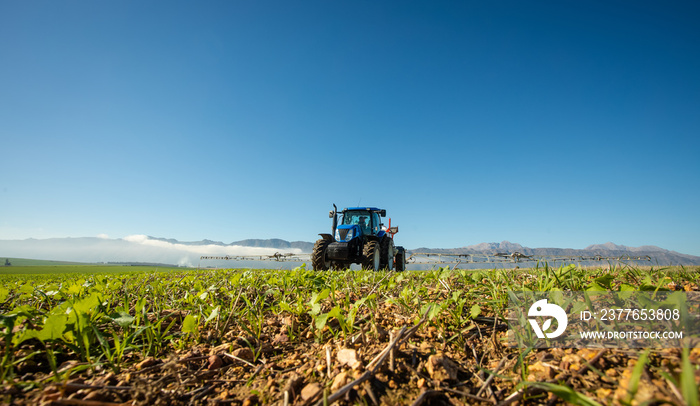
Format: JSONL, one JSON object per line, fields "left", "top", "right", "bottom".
{"left": 362, "top": 241, "right": 380, "bottom": 271}
{"left": 312, "top": 239, "right": 332, "bottom": 271}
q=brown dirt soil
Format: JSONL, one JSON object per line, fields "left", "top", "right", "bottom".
{"left": 5, "top": 311, "right": 700, "bottom": 406}
{"left": 2, "top": 268, "right": 699, "bottom": 405}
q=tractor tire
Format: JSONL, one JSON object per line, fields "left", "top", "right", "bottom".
{"left": 394, "top": 247, "right": 406, "bottom": 272}
{"left": 362, "top": 241, "right": 381, "bottom": 271}
{"left": 312, "top": 239, "right": 332, "bottom": 271}
{"left": 380, "top": 237, "right": 394, "bottom": 270}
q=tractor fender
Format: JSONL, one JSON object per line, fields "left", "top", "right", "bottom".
{"left": 318, "top": 233, "right": 335, "bottom": 242}
{"left": 377, "top": 230, "right": 387, "bottom": 239}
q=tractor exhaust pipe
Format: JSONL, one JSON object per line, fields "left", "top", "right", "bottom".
{"left": 331, "top": 204, "right": 338, "bottom": 237}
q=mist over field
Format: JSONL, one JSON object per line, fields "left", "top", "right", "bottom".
{"left": 0, "top": 235, "right": 302, "bottom": 267}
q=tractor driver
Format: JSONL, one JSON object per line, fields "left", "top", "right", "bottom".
{"left": 358, "top": 216, "right": 370, "bottom": 235}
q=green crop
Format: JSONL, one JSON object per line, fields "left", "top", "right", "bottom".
{"left": 1, "top": 263, "right": 698, "bottom": 406}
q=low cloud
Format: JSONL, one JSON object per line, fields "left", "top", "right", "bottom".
{"left": 0, "top": 235, "right": 303, "bottom": 267}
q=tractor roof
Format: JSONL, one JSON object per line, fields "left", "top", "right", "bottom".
{"left": 343, "top": 207, "right": 383, "bottom": 212}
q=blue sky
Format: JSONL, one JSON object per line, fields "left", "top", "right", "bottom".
{"left": 1, "top": 1, "right": 699, "bottom": 255}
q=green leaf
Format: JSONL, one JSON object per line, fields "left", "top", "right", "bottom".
{"left": 67, "top": 283, "right": 81, "bottom": 295}
{"left": 619, "top": 283, "right": 636, "bottom": 291}
{"left": 618, "top": 283, "right": 637, "bottom": 299}
{"left": 570, "top": 301, "right": 588, "bottom": 315}
{"left": 550, "top": 290, "right": 564, "bottom": 303}
{"left": 328, "top": 306, "right": 345, "bottom": 331}
{"left": 182, "top": 314, "right": 198, "bottom": 334}
{"left": 421, "top": 304, "right": 441, "bottom": 321}
{"left": 309, "top": 303, "right": 322, "bottom": 316}
{"left": 594, "top": 275, "right": 614, "bottom": 289}
{"left": 314, "top": 313, "right": 330, "bottom": 331}
{"left": 38, "top": 313, "right": 68, "bottom": 341}
{"left": 110, "top": 311, "right": 135, "bottom": 328}
{"left": 205, "top": 306, "right": 220, "bottom": 323}
{"left": 308, "top": 288, "right": 330, "bottom": 306}
{"left": 73, "top": 292, "right": 101, "bottom": 314}
{"left": 586, "top": 282, "right": 607, "bottom": 292}
{"left": 14, "top": 329, "right": 40, "bottom": 346}
{"left": 640, "top": 275, "right": 656, "bottom": 291}
{"left": 470, "top": 304, "right": 482, "bottom": 319}
{"left": 135, "top": 297, "right": 147, "bottom": 313}
{"left": 19, "top": 283, "right": 34, "bottom": 294}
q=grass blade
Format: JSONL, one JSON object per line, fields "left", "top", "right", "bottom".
{"left": 680, "top": 347, "right": 699, "bottom": 406}
{"left": 526, "top": 382, "right": 602, "bottom": 406}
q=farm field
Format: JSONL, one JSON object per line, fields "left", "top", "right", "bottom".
{"left": 1, "top": 264, "right": 699, "bottom": 405}
{"left": 0, "top": 259, "right": 191, "bottom": 274}
{"left": 0, "top": 265, "right": 163, "bottom": 275}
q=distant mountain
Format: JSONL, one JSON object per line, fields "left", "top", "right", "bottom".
{"left": 410, "top": 240, "right": 700, "bottom": 266}
{"left": 584, "top": 242, "right": 667, "bottom": 253}
{"left": 148, "top": 236, "right": 227, "bottom": 246}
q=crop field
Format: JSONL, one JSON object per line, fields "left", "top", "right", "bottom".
{"left": 0, "top": 265, "right": 155, "bottom": 275}
{"left": 1, "top": 264, "right": 699, "bottom": 406}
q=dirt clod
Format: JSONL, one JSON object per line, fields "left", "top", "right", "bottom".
{"left": 337, "top": 348, "right": 361, "bottom": 370}
{"left": 300, "top": 382, "right": 321, "bottom": 401}
{"left": 425, "top": 354, "right": 458, "bottom": 382}
{"left": 207, "top": 355, "right": 224, "bottom": 370}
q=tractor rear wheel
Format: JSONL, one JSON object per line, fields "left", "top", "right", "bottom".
{"left": 312, "top": 239, "right": 332, "bottom": 271}
{"left": 380, "top": 237, "right": 394, "bottom": 270}
{"left": 394, "top": 247, "right": 406, "bottom": 272}
{"left": 362, "top": 241, "right": 380, "bottom": 271}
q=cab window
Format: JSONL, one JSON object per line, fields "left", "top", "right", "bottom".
{"left": 341, "top": 211, "right": 371, "bottom": 234}
{"left": 371, "top": 212, "right": 380, "bottom": 234}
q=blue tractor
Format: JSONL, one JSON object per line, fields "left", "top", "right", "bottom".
{"left": 312, "top": 204, "right": 406, "bottom": 271}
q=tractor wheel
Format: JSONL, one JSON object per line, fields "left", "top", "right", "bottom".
{"left": 394, "top": 247, "right": 406, "bottom": 272}
{"left": 380, "top": 237, "right": 394, "bottom": 270}
{"left": 312, "top": 239, "right": 332, "bottom": 271}
{"left": 362, "top": 241, "right": 380, "bottom": 271}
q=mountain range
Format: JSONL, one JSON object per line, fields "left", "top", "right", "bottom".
{"left": 411, "top": 241, "right": 700, "bottom": 266}
{"left": 1, "top": 236, "right": 698, "bottom": 267}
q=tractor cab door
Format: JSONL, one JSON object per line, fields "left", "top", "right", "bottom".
{"left": 371, "top": 212, "right": 381, "bottom": 236}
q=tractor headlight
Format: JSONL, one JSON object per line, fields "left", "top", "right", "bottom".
{"left": 335, "top": 229, "right": 341, "bottom": 241}
{"left": 344, "top": 229, "right": 353, "bottom": 241}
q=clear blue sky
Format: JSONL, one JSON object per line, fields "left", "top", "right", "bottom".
{"left": 1, "top": 1, "right": 699, "bottom": 255}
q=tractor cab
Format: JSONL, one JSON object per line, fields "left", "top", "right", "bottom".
{"left": 335, "top": 208, "right": 382, "bottom": 241}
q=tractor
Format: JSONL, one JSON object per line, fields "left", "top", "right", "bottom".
{"left": 312, "top": 204, "right": 406, "bottom": 271}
